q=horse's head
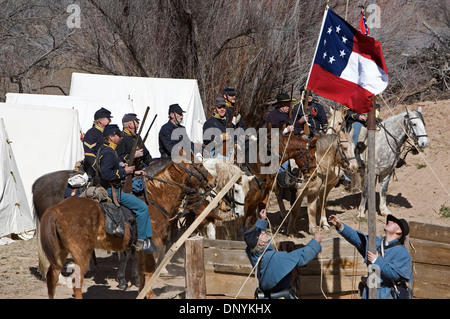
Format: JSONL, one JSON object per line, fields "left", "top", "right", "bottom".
{"left": 406, "top": 107, "right": 429, "bottom": 149}
{"left": 215, "top": 161, "right": 254, "bottom": 218}
{"left": 327, "top": 107, "right": 347, "bottom": 134}
{"left": 335, "top": 129, "right": 358, "bottom": 174}
{"left": 280, "top": 133, "right": 317, "bottom": 178}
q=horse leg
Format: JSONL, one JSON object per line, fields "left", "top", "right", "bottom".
{"left": 117, "top": 251, "right": 129, "bottom": 291}
{"left": 71, "top": 250, "right": 92, "bottom": 299}
{"left": 307, "top": 195, "right": 319, "bottom": 235}
{"left": 130, "top": 249, "right": 139, "bottom": 287}
{"left": 287, "top": 186, "right": 305, "bottom": 236}
{"left": 378, "top": 173, "right": 392, "bottom": 216}
{"left": 46, "top": 248, "right": 68, "bottom": 299}
{"left": 136, "top": 251, "right": 157, "bottom": 299}
{"left": 319, "top": 185, "right": 333, "bottom": 230}
{"left": 357, "top": 175, "right": 368, "bottom": 218}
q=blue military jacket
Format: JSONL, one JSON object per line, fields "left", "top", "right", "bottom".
{"left": 97, "top": 142, "right": 127, "bottom": 188}
{"left": 158, "top": 120, "right": 194, "bottom": 158}
{"left": 266, "top": 108, "right": 291, "bottom": 129}
{"left": 246, "top": 218, "right": 322, "bottom": 291}
{"left": 338, "top": 224, "right": 413, "bottom": 299}
{"left": 116, "top": 128, "right": 152, "bottom": 167}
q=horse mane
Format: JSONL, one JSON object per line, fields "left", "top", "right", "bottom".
{"left": 215, "top": 162, "right": 243, "bottom": 189}
{"left": 316, "top": 134, "right": 338, "bottom": 157}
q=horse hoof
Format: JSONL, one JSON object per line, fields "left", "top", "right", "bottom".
{"left": 118, "top": 280, "right": 128, "bottom": 291}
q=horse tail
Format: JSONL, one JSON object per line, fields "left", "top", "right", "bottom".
{"left": 40, "top": 207, "right": 64, "bottom": 271}
{"left": 36, "top": 216, "right": 50, "bottom": 279}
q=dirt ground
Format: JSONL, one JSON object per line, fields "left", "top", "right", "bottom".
{"left": 0, "top": 99, "right": 449, "bottom": 299}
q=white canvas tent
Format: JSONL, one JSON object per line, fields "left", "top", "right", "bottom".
{"left": 5, "top": 93, "right": 134, "bottom": 135}
{"left": 0, "top": 103, "right": 84, "bottom": 218}
{"left": 69, "top": 73, "right": 206, "bottom": 157}
{"left": 0, "top": 118, "right": 34, "bottom": 242}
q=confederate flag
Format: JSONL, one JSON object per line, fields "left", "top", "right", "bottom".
{"left": 306, "top": 8, "right": 388, "bottom": 113}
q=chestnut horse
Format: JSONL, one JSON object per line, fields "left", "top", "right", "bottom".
{"left": 39, "top": 159, "right": 216, "bottom": 298}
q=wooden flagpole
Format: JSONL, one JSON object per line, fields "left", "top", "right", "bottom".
{"left": 367, "top": 0, "right": 378, "bottom": 300}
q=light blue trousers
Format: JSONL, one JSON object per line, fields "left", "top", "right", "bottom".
{"left": 107, "top": 188, "right": 153, "bottom": 239}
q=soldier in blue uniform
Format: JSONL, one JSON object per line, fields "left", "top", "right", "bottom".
{"left": 158, "top": 104, "right": 196, "bottom": 160}
{"left": 266, "top": 93, "right": 294, "bottom": 134}
{"left": 202, "top": 97, "right": 231, "bottom": 158}
{"left": 245, "top": 209, "right": 322, "bottom": 298}
{"left": 97, "top": 124, "right": 157, "bottom": 254}
{"left": 116, "top": 113, "right": 152, "bottom": 169}
{"left": 328, "top": 214, "right": 413, "bottom": 299}
{"left": 291, "top": 87, "right": 328, "bottom": 138}
{"left": 82, "top": 107, "right": 112, "bottom": 177}
{"left": 223, "top": 86, "right": 247, "bottom": 130}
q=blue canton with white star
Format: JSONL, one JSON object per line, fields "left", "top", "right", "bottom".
{"left": 314, "top": 9, "right": 356, "bottom": 77}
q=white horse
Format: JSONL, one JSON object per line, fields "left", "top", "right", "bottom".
{"left": 357, "top": 107, "right": 429, "bottom": 217}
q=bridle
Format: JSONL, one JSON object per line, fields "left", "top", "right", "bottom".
{"left": 279, "top": 137, "right": 317, "bottom": 178}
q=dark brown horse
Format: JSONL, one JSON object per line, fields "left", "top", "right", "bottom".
{"left": 239, "top": 132, "right": 317, "bottom": 229}
{"left": 39, "top": 159, "right": 216, "bottom": 298}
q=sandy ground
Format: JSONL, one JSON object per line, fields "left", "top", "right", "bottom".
{"left": 0, "top": 99, "right": 449, "bottom": 299}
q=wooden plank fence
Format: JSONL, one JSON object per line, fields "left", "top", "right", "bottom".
{"left": 408, "top": 222, "right": 450, "bottom": 299}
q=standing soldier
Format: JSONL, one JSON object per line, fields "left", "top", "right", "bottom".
{"left": 82, "top": 107, "right": 112, "bottom": 178}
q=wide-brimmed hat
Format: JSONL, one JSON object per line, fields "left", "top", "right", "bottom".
{"left": 244, "top": 228, "right": 261, "bottom": 250}
{"left": 94, "top": 107, "right": 112, "bottom": 120}
{"left": 386, "top": 214, "right": 410, "bottom": 243}
{"left": 273, "top": 93, "right": 296, "bottom": 106}
{"left": 168, "top": 104, "right": 185, "bottom": 115}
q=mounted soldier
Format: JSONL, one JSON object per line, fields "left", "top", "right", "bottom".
{"left": 266, "top": 93, "right": 298, "bottom": 202}
{"left": 116, "top": 113, "right": 153, "bottom": 169}
{"left": 96, "top": 124, "right": 158, "bottom": 254}
{"left": 291, "top": 87, "right": 328, "bottom": 138}
{"left": 159, "top": 103, "right": 197, "bottom": 160}
{"left": 82, "top": 107, "right": 112, "bottom": 178}
{"left": 203, "top": 97, "right": 232, "bottom": 159}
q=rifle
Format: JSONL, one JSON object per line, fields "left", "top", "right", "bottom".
{"left": 302, "top": 90, "right": 311, "bottom": 136}
{"left": 288, "top": 83, "right": 294, "bottom": 119}
{"left": 123, "top": 106, "right": 150, "bottom": 193}
{"left": 134, "top": 114, "right": 158, "bottom": 169}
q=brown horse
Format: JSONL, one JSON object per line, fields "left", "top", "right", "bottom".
{"left": 39, "top": 159, "right": 216, "bottom": 298}
{"left": 239, "top": 132, "right": 318, "bottom": 230}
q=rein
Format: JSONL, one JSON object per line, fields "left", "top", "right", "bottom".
{"left": 144, "top": 162, "right": 215, "bottom": 220}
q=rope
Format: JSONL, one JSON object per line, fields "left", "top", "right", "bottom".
{"left": 234, "top": 130, "right": 341, "bottom": 299}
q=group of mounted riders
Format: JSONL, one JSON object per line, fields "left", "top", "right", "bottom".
{"left": 79, "top": 85, "right": 371, "bottom": 256}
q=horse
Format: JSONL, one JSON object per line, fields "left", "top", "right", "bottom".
{"left": 240, "top": 132, "right": 318, "bottom": 230}
{"left": 287, "top": 131, "right": 358, "bottom": 235}
{"left": 39, "top": 158, "right": 216, "bottom": 298}
{"left": 357, "top": 107, "right": 429, "bottom": 218}
{"left": 203, "top": 158, "right": 255, "bottom": 220}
